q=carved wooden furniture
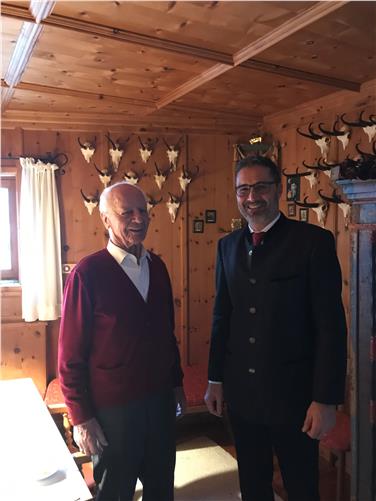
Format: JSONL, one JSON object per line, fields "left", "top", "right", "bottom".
{"left": 321, "top": 410, "right": 351, "bottom": 501}
{"left": 44, "top": 378, "right": 92, "bottom": 473}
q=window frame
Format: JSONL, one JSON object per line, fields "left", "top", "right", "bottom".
{"left": 1, "top": 167, "right": 19, "bottom": 281}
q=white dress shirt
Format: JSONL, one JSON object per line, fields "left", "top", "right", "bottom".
{"left": 107, "top": 240, "right": 150, "bottom": 302}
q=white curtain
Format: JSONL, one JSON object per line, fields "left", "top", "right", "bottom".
{"left": 19, "top": 158, "right": 63, "bottom": 321}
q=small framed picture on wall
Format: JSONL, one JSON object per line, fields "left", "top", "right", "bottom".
{"left": 205, "top": 209, "right": 216, "bottom": 223}
{"left": 299, "top": 208, "right": 309, "bottom": 222}
{"left": 193, "top": 219, "right": 204, "bottom": 233}
{"left": 286, "top": 175, "right": 300, "bottom": 201}
{"left": 287, "top": 203, "right": 296, "bottom": 217}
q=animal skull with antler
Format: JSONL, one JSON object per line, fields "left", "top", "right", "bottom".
{"left": 178, "top": 165, "right": 199, "bottom": 192}
{"left": 154, "top": 162, "right": 169, "bottom": 190}
{"left": 123, "top": 169, "right": 145, "bottom": 185}
{"left": 296, "top": 123, "right": 331, "bottom": 159}
{"left": 282, "top": 167, "right": 318, "bottom": 190}
{"left": 94, "top": 163, "right": 113, "bottom": 188}
{"left": 80, "top": 189, "right": 99, "bottom": 215}
{"left": 166, "top": 192, "right": 183, "bottom": 223}
{"left": 163, "top": 137, "right": 183, "bottom": 171}
{"left": 146, "top": 194, "right": 163, "bottom": 214}
{"left": 138, "top": 136, "right": 158, "bottom": 163}
{"left": 294, "top": 196, "right": 329, "bottom": 227}
{"left": 78, "top": 137, "right": 96, "bottom": 163}
{"left": 106, "top": 133, "right": 124, "bottom": 172}
{"left": 318, "top": 189, "right": 351, "bottom": 229}
{"left": 341, "top": 111, "right": 376, "bottom": 143}
{"left": 318, "top": 119, "right": 351, "bottom": 151}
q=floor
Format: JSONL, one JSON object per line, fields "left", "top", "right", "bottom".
{"left": 79, "top": 412, "right": 350, "bottom": 501}
{"left": 177, "top": 412, "right": 350, "bottom": 501}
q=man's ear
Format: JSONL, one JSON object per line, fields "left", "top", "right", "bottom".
{"left": 100, "top": 212, "right": 110, "bottom": 229}
{"left": 277, "top": 182, "right": 283, "bottom": 198}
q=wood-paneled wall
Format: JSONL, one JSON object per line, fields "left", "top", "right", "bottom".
{"left": 1, "top": 127, "right": 240, "bottom": 379}
{"left": 1, "top": 78, "right": 375, "bottom": 386}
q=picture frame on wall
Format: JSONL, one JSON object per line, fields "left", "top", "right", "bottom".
{"left": 205, "top": 209, "right": 216, "bottom": 223}
{"left": 299, "top": 208, "right": 309, "bottom": 222}
{"left": 286, "top": 175, "right": 300, "bottom": 201}
{"left": 193, "top": 219, "right": 204, "bottom": 233}
{"left": 287, "top": 203, "right": 296, "bottom": 217}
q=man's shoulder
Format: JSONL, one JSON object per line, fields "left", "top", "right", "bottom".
{"left": 147, "top": 250, "right": 167, "bottom": 269}
{"left": 74, "top": 249, "right": 111, "bottom": 273}
{"left": 285, "top": 217, "right": 334, "bottom": 244}
{"left": 218, "top": 228, "right": 244, "bottom": 246}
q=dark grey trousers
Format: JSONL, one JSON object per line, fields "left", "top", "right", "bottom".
{"left": 93, "top": 390, "right": 176, "bottom": 501}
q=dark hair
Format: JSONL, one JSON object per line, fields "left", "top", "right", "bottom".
{"left": 235, "top": 155, "right": 281, "bottom": 184}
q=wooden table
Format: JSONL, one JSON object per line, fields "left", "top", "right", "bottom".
{"left": 0, "top": 378, "right": 93, "bottom": 501}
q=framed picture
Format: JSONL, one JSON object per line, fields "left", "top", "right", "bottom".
{"left": 286, "top": 175, "right": 300, "bottom": 201}
{"left": 299, "top": 208, "right": 309, "bottom": 222}
{"left": 287, "top": 203, "right": 296, "bottom": 217}
{"left": 205, "top": 209, "right": 216, "bottom": 223}
{"left": 193, "top": 219, "right": 204, "bottom": 233}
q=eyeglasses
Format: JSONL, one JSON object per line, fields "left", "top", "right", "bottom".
{"left": 235, "top": 181, "right": 276, "bottom": 197}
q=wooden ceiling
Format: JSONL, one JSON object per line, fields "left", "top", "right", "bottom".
{"left": 1, "top": 1, "right": 375, "bottom": 132}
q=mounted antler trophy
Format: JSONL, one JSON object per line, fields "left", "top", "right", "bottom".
{"left": 123, "top": 168, "right": 145, "bottom": 185}
{"left": 138, "top": 136, "right": 158, "bottom": 163}
{"left": 341, "top": 111, "right": 376, "bottom": 143}
{"left": 78, "top": 137, "right": 96, "bottom": 163}
{"left": 163, "top": 137, "right": 183, "bottom": 171}
{"left": 318, "top": 189, "right": 350, "bottom": 228}
{"left": 154, "top": 162, "right": 170, "bottom": 190}
{"left": 146, "top": 194, "right": 163, "bottom": 214}
{"left": 294, "top": 196, "right": 329, "bottom": 227}
{"left": 178, "top": 165, "right": 199, "bottom": 192}
{"left": 318, "top": 119, "right": 351, "bottom": 151}
{"left": 282, "top": 167, "right": 318, "bottom": 190}
{"left": 296, "top": 123, "right": 331, "bottom": 159}
{"left": 302, "top": 158, "right": 338, "bottom": 179}
{"left": 166, "top": 192, "right": 183, "bottom": 223}
{"left": 106, "top": 133, "right": 127, "bottom": 172}
{"left": 80, "top": 189, "right": 100, "bottom": 215}
{"left": 94, "top": 163, "right": 113, "bottom": 188}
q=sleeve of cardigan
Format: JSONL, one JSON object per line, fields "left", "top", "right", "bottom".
{"left": 162, "top": 260, "right": 184, "bottom": 388}
{"left": 58, "top": 268, "right": 95, "bottom": 425}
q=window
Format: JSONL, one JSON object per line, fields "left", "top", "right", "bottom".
{"left": 1, "top": 174, "right": 19, "bottom": 280}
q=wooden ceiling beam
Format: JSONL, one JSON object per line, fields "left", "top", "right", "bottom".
{"left": 1, "top": 2, "right": 358, "bottom": 93}
{"left": 233, "top": 1, "right": 350, "bottom": 66}
{"left": 241, "top": 60, "right": 360, "bottom": 92}
{"left": 1, "top": 80, "right": 261, "bottom": 123}
{"left": 156, "top": 1, "right": 353, "bottom": 110}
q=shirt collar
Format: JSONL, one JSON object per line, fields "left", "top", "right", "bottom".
{"left": 107, "top": 240, "right": 150, "bottom": 266}
{"left": 248, "top": 212, "right": 280, "bottom": 234}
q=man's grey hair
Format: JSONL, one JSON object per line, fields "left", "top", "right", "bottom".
{"left": 99, "top": 181, "right": 147, "bottom": 214}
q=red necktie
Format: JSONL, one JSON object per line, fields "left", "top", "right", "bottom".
{"left": 252, "top": 231, "right": 265, "bottom": 247}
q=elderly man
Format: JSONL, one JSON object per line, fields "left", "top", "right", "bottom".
{"left": 59, "top": 181, "right": 186, "bottom": 501}
{"left": 205, "top": 155, "right": 347, "bottom": 501}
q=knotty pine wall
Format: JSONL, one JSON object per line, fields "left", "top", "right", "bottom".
{"left": 1, "top": 129, "right": 239, "bottom": 381}
{"left": 2, "top": 78, "right": 375, "bottom": 388}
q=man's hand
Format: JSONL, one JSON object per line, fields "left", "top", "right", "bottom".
{"left": 302, "top": 401, "right": 336, "bottom": 440}
{"left": 204, "top": 383, "right": 224, "bottom": 417}
{"left": 73, "top": 417, "right": 108, "bottom": 456}
{"left": 174, "top": 386, "right": 187, "bottom": 418}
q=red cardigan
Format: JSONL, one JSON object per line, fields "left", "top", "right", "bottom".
{"left": 58, "top": 249, "right": 183, "bottom": 425}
